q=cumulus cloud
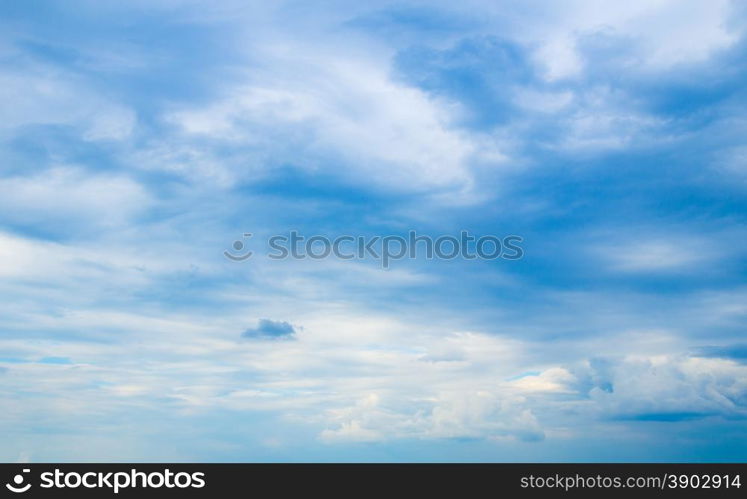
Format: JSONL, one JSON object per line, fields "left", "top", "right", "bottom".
{"left": 320, "top": 391, "right": 544, "bottom": 443}
{"left": 583, "top": 355, "right": 747, "bottom": 421}
{"left": 165, "top": 53, "right": 477, "bottom": 194}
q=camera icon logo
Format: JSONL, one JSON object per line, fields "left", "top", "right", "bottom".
{"left": 6, "top": 469, "right": 31, "bottom": 493}
{"left": 224, "top": 233, "right": 254, "bottom": 261}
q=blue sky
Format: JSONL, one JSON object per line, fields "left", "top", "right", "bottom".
{"left": 1, "top": 0, "right": 746, "bottom": 462}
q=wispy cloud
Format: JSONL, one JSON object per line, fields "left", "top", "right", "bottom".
{"left": 1, "top": 0, "right": 746, "bottom": 461}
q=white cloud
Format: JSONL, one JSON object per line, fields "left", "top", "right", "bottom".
{"left": 510, "top": 368, "right": 575, "bottom": 393}
{"left": 588, "top": 231, "right": 730, "bottom": 274}
{"left": 1, "top": 288, "right": 745, "bottom": 456}
{"left": 165, "top": 47, "right": 478, "bottom": 193}
{"left": 0, "top": 64, "right": 135, "bottom": 141}
{"left": 518, "top": 0, "right": 739, "bottom": 79}
{"left": 607, "top": 241, "right": 704, "bottom": 272}
{"left": 0, "top": 166, "right": 151, "bottom": 230}
{"left": 320, "top": 390, "right": 544, "bottom": 443}
{"left": 0, "top": 0, "right": 745, "bottom": 461}
{"left": 584, "top": 354, "right": 747, "bottom": 419}
{"left": 716, "top": 145, "right": 747, "bottom": 184}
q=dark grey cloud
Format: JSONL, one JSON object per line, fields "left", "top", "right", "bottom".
{"left": 242, "top": 319, "right": 297, "bottom": 339}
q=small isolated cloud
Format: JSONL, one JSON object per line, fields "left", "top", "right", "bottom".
{"left": 242, "top": 319, "right": 297, "bottom": 340}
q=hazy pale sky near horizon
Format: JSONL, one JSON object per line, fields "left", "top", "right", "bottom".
{"left": 1, "top": 0, "right": 747, "bottom": 461}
